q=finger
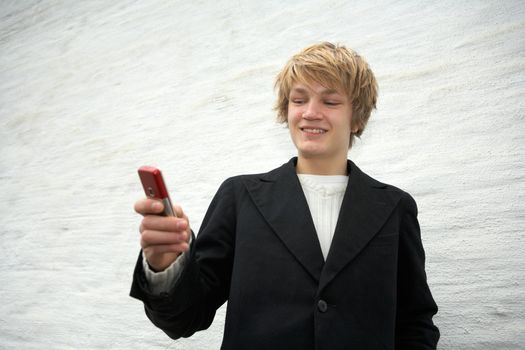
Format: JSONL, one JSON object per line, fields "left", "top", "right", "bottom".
{"left": 134, "top": 198, "right": 164, "bottom": 215}
{"left": 172, "top": 204, "right": 186, "bottom": 219}
{"left": 141, "top": 229, "right": 189, "bottom": 247}
{"left": 141, "top": 215, "right": 188, "bottom": 233}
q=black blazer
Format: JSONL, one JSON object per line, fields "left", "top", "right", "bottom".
{"left": 131, "top": 158, "right": 439, "bottom": 349}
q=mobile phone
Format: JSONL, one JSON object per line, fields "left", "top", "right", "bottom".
{"left": 138, "top": 166, "right": 176, "bottom": 217}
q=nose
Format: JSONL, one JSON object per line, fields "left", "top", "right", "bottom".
{"left": 302, "top": 100, "right": 322, "bottom": 120}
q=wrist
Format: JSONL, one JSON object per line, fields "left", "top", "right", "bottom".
{"left": 146, "top": 252, "right": 182, "bottom": 273}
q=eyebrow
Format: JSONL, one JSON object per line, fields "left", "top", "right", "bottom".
{"left": 290, "top": 87, "right": 341, "bottom": 96}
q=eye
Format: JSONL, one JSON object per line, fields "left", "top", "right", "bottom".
{"left": 290, "top": 97, "right": 305, "bottom": 105}
{"left": 325, "top": 101, "right": 341, "bottom": 106}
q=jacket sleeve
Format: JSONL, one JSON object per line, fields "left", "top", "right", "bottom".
{"left": 395, "top": 192, "right": 440, "bottom": 349}
{"left": 129, "top": 178, "right": 237, "bottom": 339}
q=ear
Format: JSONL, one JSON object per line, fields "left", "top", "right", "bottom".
{"left": 350, "top": 121, "right": 360, "bottom": 134}
{"left": 350, "top": 113, "right": 363, "bottom": 134}
{"left": 349, "top": 108, "right": 359, "bottom": 134}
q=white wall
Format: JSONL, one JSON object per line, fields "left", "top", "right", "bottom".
{"left": 1, "top": 1, "right": 524, "bottom": 349}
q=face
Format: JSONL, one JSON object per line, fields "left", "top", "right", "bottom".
{"left": 287, "top": 81, "right": 356, "bottom": 164}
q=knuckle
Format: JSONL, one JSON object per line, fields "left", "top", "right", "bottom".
{"left": 141, "top": 215, "right": 153, "bottom": 227}
{"left": 141, "top": 230, "right": 154, "bottom": 243}
{"left": 134, "top": 198, "right": 151, "bottom": 214}
{"left": 142, "top": 215, "right": 161, "bottom": 229}
{"left": 134, "top": 201, "right": 143, "bottom": 214}
{"left": 140, "top": 236, "right": 148, "bottom": 249}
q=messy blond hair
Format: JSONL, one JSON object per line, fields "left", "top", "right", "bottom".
{"left": 274, "top": 42, "right": 378, "bottom": 147}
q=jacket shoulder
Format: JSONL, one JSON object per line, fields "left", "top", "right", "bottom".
{"left": 350, "top": 161, "right": 416, "bottom": 208}
{"left": 222, "top": 160, "right": 292, "bottom": 185}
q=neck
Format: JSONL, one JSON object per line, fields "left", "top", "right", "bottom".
{"left": 296, "top": 156, "right": 348, "bottom": 175}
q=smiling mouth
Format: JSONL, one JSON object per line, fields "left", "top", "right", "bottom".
{"left": 301, "top": 128, "right": 326, "bottom": 134}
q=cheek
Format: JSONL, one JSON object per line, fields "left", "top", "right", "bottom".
{"left": 287, "top": 108, "right": 301, "bottom": 125}
{"left": 339, "top": 111, "right": 353, "bottom": 130}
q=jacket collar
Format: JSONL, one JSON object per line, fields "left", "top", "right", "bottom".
{"left": 243, "top": 157, "right": 402, "bottom": 288}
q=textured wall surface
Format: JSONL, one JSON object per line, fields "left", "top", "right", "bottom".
{"left": 1, "top": 1, "right": 524, "bottom": 349}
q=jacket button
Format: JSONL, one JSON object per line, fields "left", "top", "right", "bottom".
{"left": 317, "top": 299, "right": 328, "bottom": 313}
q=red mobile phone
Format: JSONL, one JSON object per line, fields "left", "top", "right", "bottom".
{"left": 138, "top": 166, "right": 176, "bottom": 217}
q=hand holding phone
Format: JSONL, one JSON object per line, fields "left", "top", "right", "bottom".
{"left": 138, "top": 166, "right": 176, "bottom": 217}
{"left": 136, "top": 166, "right": 190, "bottom": 272}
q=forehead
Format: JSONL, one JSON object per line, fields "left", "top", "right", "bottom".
{"left": 290, "top": 81, "right": 344, "bottom": 97}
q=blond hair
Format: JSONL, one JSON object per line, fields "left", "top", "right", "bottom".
{"left": 274, "top": 42, "right": 378, "bottom": 147}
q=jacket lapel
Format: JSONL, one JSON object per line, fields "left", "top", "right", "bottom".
{"left": 243, "top": 158, "right": 325, "bottom": 283}
{"left": 319, "top": 160, "right": 402, "bottom": 290}
{"left": 242, "top": 158, "right": 402, "bottom": 288}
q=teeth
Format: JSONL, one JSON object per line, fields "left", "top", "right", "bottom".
{"left": 302, "top": 128, "right": 326, "bottom": 134}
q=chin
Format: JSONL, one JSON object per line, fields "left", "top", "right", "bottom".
{"left": 298, "top": 149, "right": 326, "bottom": 159}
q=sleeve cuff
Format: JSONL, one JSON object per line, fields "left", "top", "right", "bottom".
{"left": 142, "top": 252, "right": 188, "bottom": 295}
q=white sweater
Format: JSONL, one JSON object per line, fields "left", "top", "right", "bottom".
{"left": 297, "top": 174, "right": 348, "bottom": 260}
{"left": 144, "top": 174, "right": 349, "bottom": 294}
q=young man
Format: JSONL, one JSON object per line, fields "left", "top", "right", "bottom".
{"left": 131, "top": 42, "right": 440, "bottom": 349}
